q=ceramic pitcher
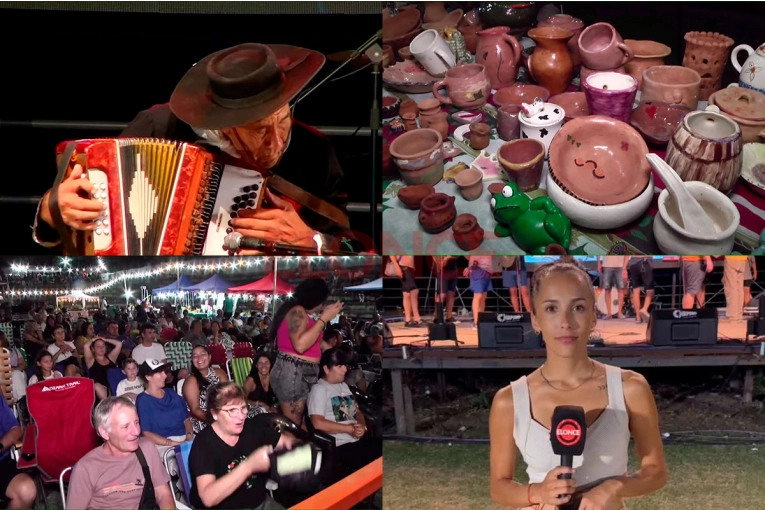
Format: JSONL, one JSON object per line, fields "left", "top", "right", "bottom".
{"left": 476, "top": 26, "right": 522, "bottom": 89}
{"left": 525, "top": 26, "right": 574, "bottom": 95}
{"left": 732, "top": 43, "right": 765, "bottom": 95}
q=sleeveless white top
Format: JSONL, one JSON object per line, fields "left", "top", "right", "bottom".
{"left": 511, "top": 364, "right": 630, "bottom": 488}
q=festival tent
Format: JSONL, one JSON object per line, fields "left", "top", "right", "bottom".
{"left": 344, "top": 278, "right": 383, "bottom": 292}
{"left": 228, "top": 273, "right": 295, "bottom": 295}
{"left": 151, "top": 274, "right": 195, "bottom": 295}
{"left": 184, "top": 274, "right": 235, "bottom": 293}
{"left": 56, "top": 292, "right": 99, "bottom": 309}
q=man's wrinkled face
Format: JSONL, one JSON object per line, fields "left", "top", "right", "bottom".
{"left": 224, "top": 103, "right": 292, "bottom": 170}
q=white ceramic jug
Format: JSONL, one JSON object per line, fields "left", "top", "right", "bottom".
{"left": 732, "top": 43, "right": 765, "bottom": 94}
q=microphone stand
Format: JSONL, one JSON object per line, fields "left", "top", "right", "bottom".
{"left": 292, "top": 30, "right": 383, "bottom": 251}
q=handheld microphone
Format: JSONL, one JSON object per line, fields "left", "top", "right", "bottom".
{"left": 550, "top": 405, "right": 587, "bottom": 493}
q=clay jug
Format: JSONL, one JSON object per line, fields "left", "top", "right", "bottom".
{"left": 452, "top": 214, "right": 485, "bottom": 251}
{"left": 476, "top": 26, "right": 522, "bottom": 89}
{"left": 428, "top": 111, "right": 450, "bottom": 140}
{"left": 418, "top": 193, "right": 457, "bottom": 234}
{"left": 469, "top": 122, "right": 492, "bottom": 150}
{"left": 525, "top": 27, "right": 574, "bottom": 95}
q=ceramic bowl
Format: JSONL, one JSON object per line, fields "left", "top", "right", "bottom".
{"left": 383, "top": 7, "right": 422, "bottom": 54}
{"left": 423, "top": 9, "right": 464, "bottom": 30}
{"left": 549, "top": 92, "right": 589, "bottom": 121}
{"left": 548, "top": 115, "right": 651, "bottom": 205}
{"left": 630, "top": 101, "right": 691, "bottom": 146}
{"left": 382, "top": 96, "right": 401, "bottom": 119}
{"left": 740, "top": 143, "right": 765, "bottom": 196}
{"left": 654, "top": 181, "right": 740, "bottom": 255}
{"left": 383, "top": 60, "right": 441, "bottom": 94}
{"left": 398, "top": 184, "right": 436, "bottom": 209}
{"left": 493, "top": 84, "right": 551, "bottom": 108}
{"left": 546, "top": 172, "right": 654, "bottom": 230}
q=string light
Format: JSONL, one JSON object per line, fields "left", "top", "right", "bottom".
{"left": 1, "top": 255, "right": 379, "bottom": 297}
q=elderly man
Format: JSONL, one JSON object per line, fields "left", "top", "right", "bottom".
{"left": 33, "top": 43, "right": 359, "bottom": 255}
{"left": 0, "top": 398, "right": 37, "bottom": 509}
{"left": 66, "top": 396, "right": 176, "bottom": 510}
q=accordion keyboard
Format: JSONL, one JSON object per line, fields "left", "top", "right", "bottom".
{"left": 89, "top": 169, "right": 111, "bottom": 251}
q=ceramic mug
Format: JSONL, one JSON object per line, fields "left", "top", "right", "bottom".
{"left": 409, "top": 29, "right": 457, "bottom": 77}
{"left": 583, "top": 72, "right": 638, "bottom": 123}
{"left": 578, "top": 22, "right": 634, "bottom": 70}
{"left": 496, "top": 105, "right": 521, "bottom": 141}
{"left": 432, "top": 63, "right": 492, "bottom": 110}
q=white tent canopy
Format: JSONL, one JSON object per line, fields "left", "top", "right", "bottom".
{"left": 56, "top": 292, "right": 99, "bottom": 309}
{"left": 344, "top": 278, "right": 382, "bottom": 292}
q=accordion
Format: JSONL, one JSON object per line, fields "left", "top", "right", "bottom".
{"left": 53, "top": 138, "right": 266, "bottom": 256}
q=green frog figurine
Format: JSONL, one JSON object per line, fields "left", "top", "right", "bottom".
{"left": 490, "top": 182, "right": 571, "bottom": 254}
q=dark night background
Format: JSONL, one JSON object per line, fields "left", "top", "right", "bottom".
{"left": 0, "top": 2, "right": 382, "bottom": 255}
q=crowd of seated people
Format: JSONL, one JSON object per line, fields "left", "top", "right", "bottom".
{"left": 0, "top": 282, "right": 382, "bottom": 509}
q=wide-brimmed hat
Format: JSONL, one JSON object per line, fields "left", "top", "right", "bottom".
{"left": 139, "top": 359, "right": 172, "bottom": 377}
{"left": 169, "top": 43, "right": 325, "bottom": 130}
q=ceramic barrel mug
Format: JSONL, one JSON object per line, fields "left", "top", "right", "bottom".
{"left": 432, "top": 63, "right": 492, "bottom": 110}
{"left": 577, "top": 22, "right": 634, "bottom": 70}
{"left": 731, "top": 43, "right": 765, "bottom": 95}
{"left": 664, "top": 105, "right": 743, "bottom": 195}
{"left": 409, "top": 29, "right": 457, "bottom": 77}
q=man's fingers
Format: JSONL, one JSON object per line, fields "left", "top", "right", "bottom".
{"left": 66, "top": 164, "right": 84, "bottom": 180}
{"left": 67, "top": 197, "right": 106, "bottom": 212}
{"left": 68, "top": 210, "right": 103, "bottom": 223}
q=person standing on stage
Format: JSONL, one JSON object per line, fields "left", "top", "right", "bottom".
{"left": 433, "top": 256, "right": 459, "bottom": 323}
{"left": 723, "top": 256, "right": 748, "bottom": 321}
{"left": 501, "top": 256, "right": 530, "bottom": 313}
{"left": 489, "top": 258, "right": 667, "bottom": 509}
{"left": 389, "top": 257, "right": 422, "bottom": 328}
{"left": 596, "top": 256, "right": 629, "bottom": 319}
{"left": 744, "top": 256, "right": 757, "bottom": 306}
{"left": 629, "top": 256, "right": 655, "bottom": 324}
{"left": 464, "top": 256, "right": 494, "bottom": 330}
{"left": 681, "top": 256, "right": 714, "bottom": 309}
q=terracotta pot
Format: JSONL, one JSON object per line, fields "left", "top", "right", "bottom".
{"left": 578, "top": 22, "right": 634, "bottom": 71}
{"left": 452, "top": 213, "right": 485, "bottom": 251}
{"left": 398, "top": 46, "right": 414, "bottom": 60}
{"left": 682, "top": 31, "right": 734, "bottom": 101}
{"left": 579, "top": 64, "right": 626, "bottom": 90}
{"left": 382, "top": 45, "right": 396, "bottom": 67}
{"left": 665, "top": 106, "right": 743, "bottom": 194}
{"left": 454, "top": 168, "right": 484, "bottom": 201}
{"left": 538, "top": 14, "right": 585, "bottom": 66}
{"left": 525, "top": 27, "right": 575, "bottom": 95}
{"left": 424, "top": 2, "right": 448, "bottom": 24}
{"left": 583, "top": 72, "right": 639, "bottom": 123}
{"left": 423, "top": 9, "right": 463, "bottom": 31}
{"left": 497, "top": 139, "right": 546, "bottom": 192}
{"left": 623, "top": 40, "right": 671, "bottom": 89}
{"left": 398, "top": 184, "right": 435, "bottom": 209}
{"left": 476, "top": 26, "right": 522, "bottom": 90}
{"left": 428, "top": 111, "right": 450, "bottom": 140}
{"left": 383, "top": 7, "right": 423, "bottom": 55}
{"left": 641, "top": 65, "right": 701, "bottom": 110}
{"left": 389, "top": 128, "right": 445, "bottom": 186}
{"left": 418, "top": 193, "right": 457, "bottom": 233}
{"left": 401, "top": 112, "right": 418, "bottom": 132}
{"left": 418, "top": 98, "right": 442, "bottom": 117}
{"left": 469, "top": 122, "right": 492, "bottom": 150}
{"left": 493, "top": 84, "right": 551, "bottom": 108}
{"left": 457, "top": 23, "right": 482, "bottom": 54}
{"left": 399, "top": 99, "right": 418, "bottom": 118}
{"left": 433, "top": 63, "right": 492, "bottom": 110}
{"left": 382, "top": 96, "right": 400, "bottom": 119}
{"left": 497, "top": 105, "right": 521, "bottom": 141}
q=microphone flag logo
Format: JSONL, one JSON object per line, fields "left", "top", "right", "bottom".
{"left": 556, "top": 418, "right": 583, "bottom": 447}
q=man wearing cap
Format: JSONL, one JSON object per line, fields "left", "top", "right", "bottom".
{"left": 33, "top": 43, "right": 358, "bottom": 254}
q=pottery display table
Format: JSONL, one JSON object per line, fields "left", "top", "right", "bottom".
{"left": 383, "top": 84, "right": 765, "bottom": 255}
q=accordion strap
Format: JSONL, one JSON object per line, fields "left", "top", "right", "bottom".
{"left": 268, "top": 175, "right": 350, "bottom": 230}
{"left": 49, "top": 142, "right": 79, "bottom": 255}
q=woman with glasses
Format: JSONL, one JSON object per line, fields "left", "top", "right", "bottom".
{"left": 188, "top": 382, "right": 296, "bottom": 509}
{"left": 183, "top": 345, "right": 230, "bottom": 434}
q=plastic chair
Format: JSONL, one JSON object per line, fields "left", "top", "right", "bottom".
{"left": 229, "top": 342, "right": 255, "bottom": 386}
{"left": 59, "top": 466, "right": 72, "bottom": 508}
{"left": 164, "top": 341, "right": 193, "bottom": 371}
{"left": 107, "top": 367, "right": 127, "bottom": 395}
{"left": 17, "top": 377, "right": 100, "bottom": 508}
{"left": 164, "top": 439, "right": 194, "bottom": 509}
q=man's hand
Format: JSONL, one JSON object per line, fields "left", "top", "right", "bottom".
{"left": 42, "top": 164, "right": 105, "bottom": 230}
{"left": 229, "top": 189, "right": 315, "bottom": 250}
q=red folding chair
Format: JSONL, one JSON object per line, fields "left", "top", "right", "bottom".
{"left": 208, "top": 343, "right": 228, "bottom": 367}
{"left": 17, "top": 377, "right": 100, "bottom": 508}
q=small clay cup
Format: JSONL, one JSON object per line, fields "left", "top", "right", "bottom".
{"left": 382, "top": 45, "right": 396, "bottom": 67}
{"left": 497, "top": 105, "right": 521, "bottom": 140}
{"left": 497, "top": 139, "right": 546, "bottom": 191}
{"left": 469, "top": 122, "right": 492, "bottom": 150}
{"left": 418, "top": 98, "right": 442, "bottom": 117}
{"left": 454, "top": 168, "right": 484, "bottom": 201}
{"left": 382, "top": 96, "right": 401, "bottom": 119}
{"left": 428, "top": 111, "right": 450, "bottom": 140}
{"left": 398, "top": 46, "right": 415, "bottom": 60}
{"left": 418, "top": 193, "right": 457, "bottom": 234}
{"left": 390, "top": 128, "right": 444, "bottom": 186}
{"left": 583, "top": 72, "right": 638, "bottom": 123}
{"left": 399, "top": 99, "right": 418, "bottom": 118}
{"left": 398, "top": 184, "right": 435, "bottom": 209}
{"left": 452, "top": 213, "right": 485, "bottom": 251}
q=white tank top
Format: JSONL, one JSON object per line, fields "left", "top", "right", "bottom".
{"left": 511, "top": 364, "right": 630, "bottom": 488}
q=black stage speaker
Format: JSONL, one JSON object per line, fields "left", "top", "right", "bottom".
{"left": 746, "top": 295, "right": 765, "bottom": 337}
{"left": 646, "top": 308, "right": 718, "bottom": 346}
{"left": 478, "top": 312, "right": 543, "bottom": 350}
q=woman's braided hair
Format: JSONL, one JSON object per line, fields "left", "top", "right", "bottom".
{"left": 530, "top": 257, "right": 594, "bottom": 313}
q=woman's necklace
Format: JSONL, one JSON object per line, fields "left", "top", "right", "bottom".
{"left": 540, "top": 359, "right": 596, "bottom": 391}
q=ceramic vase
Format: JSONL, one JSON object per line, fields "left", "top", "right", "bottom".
{"left": 525, "top": 27, "right": 575, "bottom": 95}
{"left": 476, "top": 26, "right": 523, "bottom": 89}
{"left": 682, "top": 31, "right": 734, "bottom": 101}
{"left": 469, "top": 122, "right": 492, "bottom": 150}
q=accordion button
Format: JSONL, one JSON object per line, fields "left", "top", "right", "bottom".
{"left": 100, "top": 183, "right": 107, "bottom": 190}
{"left": 103, "top": 220, "right": 109, "bottom": 227}
{"left": 95, "top": 229, "right": 102, "bottom": 235}
{"left": 96, "top": 220, "right": 102, "bottom": 226}
{"left": 101, "top": 193, "right": 108, "bottom": 199}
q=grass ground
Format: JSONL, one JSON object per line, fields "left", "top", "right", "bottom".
{"left": 383, "top": 441, "right": 765, "bottom": 510}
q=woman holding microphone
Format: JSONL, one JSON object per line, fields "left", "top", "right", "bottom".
{"left": 490, "top": 258, "right": 667, "bottom": 510}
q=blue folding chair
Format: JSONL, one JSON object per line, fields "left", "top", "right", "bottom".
{"left": 164, "top": 439, "right": 194, "bottom": 508}
{"left": 106, "top": 368, "right": 126, "bottom": 396}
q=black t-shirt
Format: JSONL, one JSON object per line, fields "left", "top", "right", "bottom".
{"left": 188, "top": 417, "right": 280, "bottom": 509}
{"left": 246, "top": 367, "right": 277, "bottom": 407}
